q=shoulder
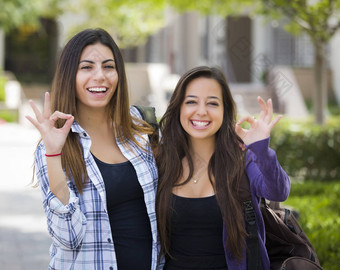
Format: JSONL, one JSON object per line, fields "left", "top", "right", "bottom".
{"left": 130, "top": 105, "right": 143, "bottom": 119}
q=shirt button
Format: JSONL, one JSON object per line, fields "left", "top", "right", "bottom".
{"left": 83, "top": 132, "right": 87, "bottom": 137}
{"left": 107, "top": 238, "right": 111, "bottom": 243}
{"left": 109, "top": 267, "right": 113, "bottom": 270}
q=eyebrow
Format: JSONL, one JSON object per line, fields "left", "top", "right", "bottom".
{"left": 79, "top": 59, "right": 115, "bottom": 64}
{"left": 185, "top": 95, "right": 221, "bottom": 100}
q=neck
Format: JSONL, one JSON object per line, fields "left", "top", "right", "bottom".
{"left": 77, "top": 106, "right": 112, "bottom": 133}
{"left": 189, "top": 137, "right": 215, "bottom": 162}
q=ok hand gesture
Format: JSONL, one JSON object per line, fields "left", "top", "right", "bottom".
{"left": 235, "top": 96, "right": 281, "bottom": 146}
{"left": 26, "top": 92, "right": 74, "bottom": 155}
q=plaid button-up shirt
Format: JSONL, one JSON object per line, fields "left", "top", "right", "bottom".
{"left": 35, "top": 107, "right": 160, "bottom": 270}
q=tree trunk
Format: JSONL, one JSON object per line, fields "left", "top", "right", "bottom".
{"left": 313, "top": 41, "right": 327, "bottom": 125}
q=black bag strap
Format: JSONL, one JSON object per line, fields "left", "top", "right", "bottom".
{"left": 239, "top": 173, "right": 263, "bottom": 270}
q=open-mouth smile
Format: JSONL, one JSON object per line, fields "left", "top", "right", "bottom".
{"left": 191, "top": 120, "right": 211, "bottom": 128}
{"left": 87, "top": 87, "right": 108, "bottom": 93}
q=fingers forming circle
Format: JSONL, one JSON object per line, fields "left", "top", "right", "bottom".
{"left": 50, "top": 113, "right": 57, "bottom": 122}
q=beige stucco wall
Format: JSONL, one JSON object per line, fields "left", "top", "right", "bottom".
{"left": 293, "top": 68, "right": 334, "bottom": 101}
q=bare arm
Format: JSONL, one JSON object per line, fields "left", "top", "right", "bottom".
{"left": 26, "top": 92, "right": 74, "bottom": 204}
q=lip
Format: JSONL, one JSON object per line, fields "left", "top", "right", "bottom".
{"left": 190, "top": 120, "right": 211, "bottom": 129}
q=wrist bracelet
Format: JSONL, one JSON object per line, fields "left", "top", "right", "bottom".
{"left": 45, "top": 152, "right": 62, "bottom": 157}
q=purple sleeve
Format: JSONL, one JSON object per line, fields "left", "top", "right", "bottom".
{"left": 245, "top": 137, "right": 290, "bottom": 202}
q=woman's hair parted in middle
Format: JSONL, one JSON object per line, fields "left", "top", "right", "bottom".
{"left": 156, "top": 66, "right": 248, "bottom": 260}
{"left": 48, "top": 28, "right": 152, "bottom": 192}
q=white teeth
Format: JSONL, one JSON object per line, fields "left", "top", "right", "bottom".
{"left": 192, "top": 121, "right": 209, "bottom": 127}
{"left": 88, "top": 87, "right": 106, "bottom": 92}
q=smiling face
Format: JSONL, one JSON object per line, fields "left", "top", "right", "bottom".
{"left": 180, "top": 77, "right": 224, "bottom": 143}
{"left": 75, "top": 42, "right": 118, "bottom": 114}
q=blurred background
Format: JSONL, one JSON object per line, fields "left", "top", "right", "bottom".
{"left": 0, "top": 0, "right": 339, "bottom": 269}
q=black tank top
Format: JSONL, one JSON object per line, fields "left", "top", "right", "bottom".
{"left": 165, "top": 194, "right": 228, "bottom": 270}
{"left": 93, "top": 154, "right": 152, "bottom": 270}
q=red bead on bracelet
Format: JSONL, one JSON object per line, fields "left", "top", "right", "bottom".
{"left": 45, "top": 152, "right": 62, "bottom": 157}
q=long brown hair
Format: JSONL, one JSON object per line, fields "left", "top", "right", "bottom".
{"left": 34, "top": 28, "right": 152, "bottom": 192}
{"left": 156, "top": 66, "right": 247, "bottom": 260}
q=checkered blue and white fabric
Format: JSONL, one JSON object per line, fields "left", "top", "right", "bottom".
{"left": 35, "top": 106, "right": 160, "bottom": 270}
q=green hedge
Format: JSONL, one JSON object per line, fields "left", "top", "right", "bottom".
{"left": 0, "top": 75, "right": 6, "bottom": 101}
{"left": 270, "top": 116, "right": 340, "bottom": 181}
{"left": 284, "top": 181, "right": 340, "bottom": 270}
{"left": 0, "top": 110, "right": 18, "bottom": 122}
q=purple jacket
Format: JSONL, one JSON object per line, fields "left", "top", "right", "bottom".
{"left": 223, "top": 137, "right": 291, "bottom": 270}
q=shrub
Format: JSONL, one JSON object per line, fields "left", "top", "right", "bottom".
{"left": 270, "top": 116, "right": 340, "bottom": 181}
{"left": 0, "top": 75, "right": 6, "bottom": 101}
{"left": 284, "top": 181, "right": 340, "bottom": 270}
{"left": 0, "top": 110, "right": 18, "bottom": 122}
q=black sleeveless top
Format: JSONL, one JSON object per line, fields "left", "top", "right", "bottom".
{"left": 165, "top": 194, "right": 228, "bottom": 270}
{"left": 93, "top": 154, "right": 152, "bottom": 270}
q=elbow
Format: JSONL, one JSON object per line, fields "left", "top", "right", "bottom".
{"left": 263, "top": 173, "right": 291, "bottom": 202}
{"left": 282, "top": 175, "right": 291, "bottom": 201}
{"left": 48, "top": 215, "right": 87, "bottom": 250}
{"left": 276, "top": 174, "right": 291, "bottom": 202}
{"left": 50, "top": 227, "right": 86, "bottom": 250}
{"left": 60, "top": 238, "right": 84, "bottom": 250}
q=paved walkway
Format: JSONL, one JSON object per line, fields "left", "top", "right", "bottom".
{"left": 0, "top": 123, "right": 51, "bottom": 270}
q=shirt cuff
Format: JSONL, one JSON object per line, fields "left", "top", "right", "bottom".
{"left": 46, "top": 188, "right": 79, "bottom": 215}
{"left": 245, "top": 137, "right": 270, "bottom": 156}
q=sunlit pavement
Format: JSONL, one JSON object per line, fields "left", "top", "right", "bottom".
{"left": 0, "top": 123, "right": 50, "bottom": 270}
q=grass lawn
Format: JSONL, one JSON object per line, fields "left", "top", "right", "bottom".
{"left": 283, "top": 181, "right": 340, "bottom": 270}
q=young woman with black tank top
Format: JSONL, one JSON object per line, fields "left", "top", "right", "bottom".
{"left": 26, "top": 28, "right": 160, "bottom": 270}
{"left": 155, "top": 66, "right": 290, "bottom": 270}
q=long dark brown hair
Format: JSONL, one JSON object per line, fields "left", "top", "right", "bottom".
{"left": 34, "top": 28, "right": 152, "bottom": 192}
{"left": 156, "top": 66, "right": 247, "bottom": 260}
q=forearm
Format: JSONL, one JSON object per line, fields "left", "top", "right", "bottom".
{"left": 246, "top": 137, "right": 290, "bottom": 201}
{"left": 44, "top": 191, "right": 86, "bottom": 250}
{"left": 46, "top": 156, "right": 70, "bottom": 205}
{"left": 36, "top": 156, "right": 86, "bottom": 249}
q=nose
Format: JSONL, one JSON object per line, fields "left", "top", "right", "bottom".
{"left": 93, "top": 67, "right": 105, "bottom": 82}
{"left": 196, "top": 102, "right": 207, "bottom": 116}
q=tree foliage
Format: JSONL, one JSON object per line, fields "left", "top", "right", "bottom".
{"left": 0, "top": 0, "right": 39, "bottom": 31}
{"left": 260, "top": 0, "right": 340, "bottom": 124}
{"left": 261, "top": 0, "right": 340, "bottom": 44}
{"left": 0, "top": 0, "right": 68, "bottom": 32}
{"left": 66, "top": 0, "right": 166, "bottom": 47}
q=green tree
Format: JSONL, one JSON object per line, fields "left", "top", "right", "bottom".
{"left": 167, "top": 0, "right": 254, "bottom": 15}
{"left": 0, "top": 0, "right": 69, "bottom": 31}
{"left": 261, "top": 0, "right": 340, "bottom": 125}
{"left": 0, "top": 0, "right": 40, "bottom": 31}
{"left": 67, "top": 0, "right": 166, "bottom": 48}
{"left": 67, "top": 0, "right": 256, "bottom": 48}
{"left": 168, "top": 0, "right": 340, "bottom": 125}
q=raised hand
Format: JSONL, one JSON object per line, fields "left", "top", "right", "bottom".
{"left": 235, "top": 96, "right": 282, "bottom": 146}
{"left": 26, "top": 92, "right": 74, "bottom": 155}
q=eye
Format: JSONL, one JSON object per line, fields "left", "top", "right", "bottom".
{"left": 104, "top": 64, "right": 115, "bottom": 69}
{"left": 80, "top": 65, "right": 91, "bottom": 70}
{"left": 185, "top": 100, "right": 197, "bottom": 105}
{"left": 208, "top": 102, "right": 219, "bottom": 106}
